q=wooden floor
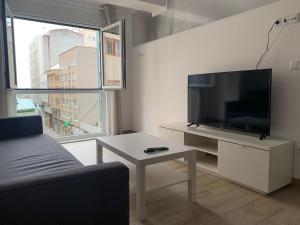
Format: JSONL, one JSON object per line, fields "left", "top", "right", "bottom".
{"left": 63, "top": 140, "right": 300, "bottom": 225}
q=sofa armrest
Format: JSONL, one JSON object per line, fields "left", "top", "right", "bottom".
{"left": 0, "top": 116, "right": 43, "bottom": 140}
{"left": 0, "top": 162, "right": 129, "bottom": 225}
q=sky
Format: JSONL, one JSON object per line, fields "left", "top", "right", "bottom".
{"left": 14, "top": 19, "right": 79, "bottom": 88}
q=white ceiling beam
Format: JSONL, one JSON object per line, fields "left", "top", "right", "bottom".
{"left": 138, "top": 0, "right": 166, "bottom": 6}
{"left": 96, "top": 0, "right": 166, "bottom": 16}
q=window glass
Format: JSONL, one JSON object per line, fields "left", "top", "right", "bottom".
{"left": 16, "top": 93, "right": 104, "bottom": 137}
{"left": 14, "top": 19, "right": 100, "bottom": 89}
{"left": 12, "top": 19, "right": 105, "bottom": 138}
{"left": 101, "top": 21, "right": 126, "bottom": 90}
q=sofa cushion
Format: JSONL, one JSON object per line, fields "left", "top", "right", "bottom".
{"left": 0, "top": 134, "right": 83, "bottom": 181}
{"left": 0, "top": 116, "right": 43, "bottom": 140}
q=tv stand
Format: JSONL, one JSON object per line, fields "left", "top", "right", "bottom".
{"left": 159, "top": 122, "right": 293, "bottom": 194}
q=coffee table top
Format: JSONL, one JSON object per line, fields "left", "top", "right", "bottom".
{"left": 96, "top": 133, "right": 195, "bottom": 165}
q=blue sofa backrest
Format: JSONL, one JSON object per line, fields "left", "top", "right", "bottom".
{"left": 0, "top": 116, "right": 43, "bottom": 140}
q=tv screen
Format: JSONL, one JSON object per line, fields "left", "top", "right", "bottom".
{"left": 188, "top": 69, "right": 272, "bottom": 135}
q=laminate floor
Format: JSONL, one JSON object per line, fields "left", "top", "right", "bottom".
{"left": 63, "top": 140, "right": 300, "bottom": 225}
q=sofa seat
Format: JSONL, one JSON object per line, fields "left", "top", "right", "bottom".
{"left": 0, "top": 134, "right": 83, "bottom": 181}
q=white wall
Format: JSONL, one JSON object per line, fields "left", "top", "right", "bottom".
{"left": 130, "top": 0, "right": 300, "bottom": 178}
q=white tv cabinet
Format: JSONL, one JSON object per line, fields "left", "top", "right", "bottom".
{"left": 159, "top": 122, "right": 294, "bottom": 193}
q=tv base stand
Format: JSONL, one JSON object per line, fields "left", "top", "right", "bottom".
{"left": 159, "top": 122, "right": 293, "bottom": 194}
{"left": 260, "top": 134, "right": 267, "bottom": 140}
{"left": 187, "top": 123, "right": 200, "bottom": 127}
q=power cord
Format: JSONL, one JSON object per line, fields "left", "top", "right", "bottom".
{"left": 256, "top": 20, "right": 281, "bottom": 70}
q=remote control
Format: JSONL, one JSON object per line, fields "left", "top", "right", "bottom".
{"left": 144, "top": 147, "right": 169, "bottom": 153}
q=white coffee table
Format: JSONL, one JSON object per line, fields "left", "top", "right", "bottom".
{"left": 96, "top": 133, "right": 197, "bottom": 221}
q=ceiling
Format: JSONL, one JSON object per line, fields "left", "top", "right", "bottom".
{"left": 167, "top": 0, "right": 278, "bottom": 20}
{"left": 131, "top": 0, "right": 279, "bottom": 45}
{"left": 70, "top": 0, "right": 166, "bottom": 15}
{"left": 69, "top": 0, "right": 279, "bottom": 18}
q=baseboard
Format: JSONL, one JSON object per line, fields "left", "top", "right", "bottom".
{"left": 121, "top": 130, "right": 137, "bottom": 134}
{"left": 293, "top": 178, "right": 300, "bottom": 186}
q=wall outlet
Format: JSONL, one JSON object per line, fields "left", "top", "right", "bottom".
{"left": 274, "top": 17, "right": 285, "bottom": 27}
{"left": 289, "top": 60, "right": 300, "bottom": 71}
{"left": 274, "top": 13, "right": 300, "bottom": 27}
{"left": 137, "top": 50, "right": 145, "bottom": 57}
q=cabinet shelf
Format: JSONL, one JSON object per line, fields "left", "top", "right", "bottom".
{"left": 190, "top": 142, "right": 218, "bottom": 156}
{"left": 184, "top": 132, "right": 218, "bottom": 156}
{"left": 197, "top": 154, "right": 218, "bottom": 173}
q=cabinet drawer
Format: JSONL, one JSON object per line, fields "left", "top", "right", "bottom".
{"left": 218, "top": 141, "right": 269, "bottom": 193}
{"left": 158, "top": 127, "right": 184, "bottom": 144}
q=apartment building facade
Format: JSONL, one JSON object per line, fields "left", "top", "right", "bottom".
{"left": 29, "top": 29, "right": 84, "bottom": 89}
{"left": 44, "top": 46, "right": 100, "bottom": 136}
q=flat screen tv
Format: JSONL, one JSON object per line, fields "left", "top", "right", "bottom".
{"left": 188, "top": 69, "right": 272, "bottom": 136}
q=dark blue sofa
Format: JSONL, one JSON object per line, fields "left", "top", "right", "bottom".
{"left": 0, "top": 116, "right": 129, "bottom": 225}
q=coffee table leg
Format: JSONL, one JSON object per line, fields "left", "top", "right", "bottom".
{"left": 136, "top": 165, "right": 146, "bottom": 221}
{"left": 96, "top": 143, "right": 103, "bottom": 163}
{"left": 187, "top": 151, "right": 197, "bottom": 202}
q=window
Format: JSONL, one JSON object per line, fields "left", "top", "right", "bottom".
{"left": 105, "top": 38, "right": 120, "bottom": 57}
{"left": 10, "top": 18, "right": 105, "bottom": 140}
{"left": 14, "top": 19, "right": 100, "bottom": 89}
{"left": 100, "top": 20, "right": 126, "bottom": 90}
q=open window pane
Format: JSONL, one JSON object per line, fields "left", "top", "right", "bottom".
{"left": 14, "top": 19, "right": 100, "bottom": 89}
{"left": 101, "top": 20, "right": 126, "bottom": 90}
{"left": 15, "top": 93, "right": 104, "bottom": 138}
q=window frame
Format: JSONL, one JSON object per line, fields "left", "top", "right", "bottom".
{"left": 100, "top": 20, "right": 126, "bottom": 90}
{"left": 6, "top": 15, "right": 107, "bottom": 141}
{"left": 12, "top": 16, "right": 103, "bottom": 91}
{"left": 1, "top": 1, "right": 18, "bottom": 88}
